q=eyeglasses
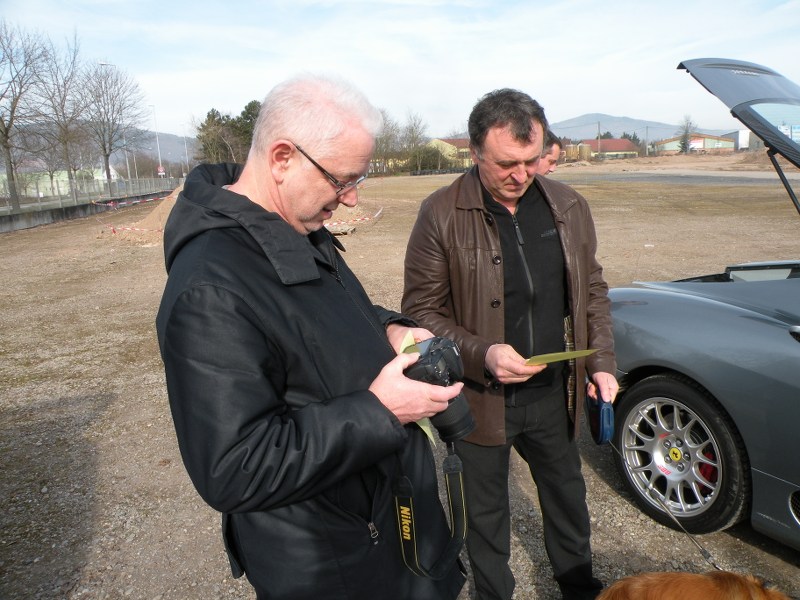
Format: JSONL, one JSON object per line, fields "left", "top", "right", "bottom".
{"left": 292, "top": 143, "right": 367, "bottom": 195}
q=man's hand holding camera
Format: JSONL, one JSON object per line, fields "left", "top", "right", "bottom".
{"left": 372, "top": 325, "right": 462, "bottom": 425}
{"left": 369, "top": 350, "right": 464, "bottom": 425}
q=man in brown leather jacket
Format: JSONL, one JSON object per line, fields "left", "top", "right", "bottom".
{"left": 402, "top": 89, "right": 618, "bottom": 600}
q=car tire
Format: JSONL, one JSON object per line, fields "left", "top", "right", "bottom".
{"left": 612, "top": 374, "right": 751, "bottom": 534}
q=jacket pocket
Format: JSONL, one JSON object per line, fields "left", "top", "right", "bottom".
{"left": 322, "top": 466, "right": 387, "bottom": 546}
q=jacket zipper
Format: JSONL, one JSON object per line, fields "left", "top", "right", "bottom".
{"left": 510, "top": 214, "right": 536, "bottom": 407}
{"left": 331, "top": 250, "right": 395, "bottom": 353}
{"left": 329, "top": 249, "right": 389, "bottom": 546}
{"left": 367, "top": 521, "right": 380, "bottom": 544}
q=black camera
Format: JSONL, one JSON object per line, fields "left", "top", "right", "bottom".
{"left": 404, "top": 337, "right": 475, "bottom": 443}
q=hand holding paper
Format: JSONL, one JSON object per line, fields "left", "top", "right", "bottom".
{"left": 525, "top": 348, "right": 597, "bottom": 366}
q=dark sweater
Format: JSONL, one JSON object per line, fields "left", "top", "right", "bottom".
{"left": 483, "top": 181, "right": 567, "bottom": 401}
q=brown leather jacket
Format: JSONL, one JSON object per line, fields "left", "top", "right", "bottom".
{"left": 402, "top": 167, "right": 615, "bottom": 445}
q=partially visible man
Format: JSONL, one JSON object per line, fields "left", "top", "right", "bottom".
{"left": 537, "top": 128, "right": 563, "bottom": 175}
{"left": 156, "top": 75, "right": 465, "bottom": 600}
{"left": 402, "top": 88, "right": 618, "bottom": 600}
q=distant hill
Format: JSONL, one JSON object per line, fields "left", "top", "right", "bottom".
{"left": 110, "top": 130, "right": 199, "bottom": 175}
{"left": 550, "top": 113, "right": 730, "bottom": 143}
{"left": 131, "top": 116, "right": 734, "bottom": 167}
{"left": 119, "top": 130, "right": 199, "bottom": 164}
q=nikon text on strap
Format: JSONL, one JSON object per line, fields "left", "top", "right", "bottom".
{"left": 393, "top": 442, "right": 467, "bottom": 579}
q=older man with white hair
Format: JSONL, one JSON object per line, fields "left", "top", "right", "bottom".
{"left": 157, "top": 75, "right": 466, "bottom": 600}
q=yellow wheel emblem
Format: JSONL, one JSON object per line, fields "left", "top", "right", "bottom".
{"left": 669, "top": 447, "right": 683, "bottom": 462}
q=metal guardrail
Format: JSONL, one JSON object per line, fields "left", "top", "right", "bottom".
{"left": 0, "top": 177, "right": 181, "bottom": 216}
{"left": 409, "top": 168, "right": 469, "bottom": 176}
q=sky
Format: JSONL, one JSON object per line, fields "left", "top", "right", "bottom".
{"left": 4, "top": 0, "right": 799, "bottom": 138}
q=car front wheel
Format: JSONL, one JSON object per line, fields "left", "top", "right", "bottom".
{"left": 612, "top": 374, "right": 750, "bottom": 534}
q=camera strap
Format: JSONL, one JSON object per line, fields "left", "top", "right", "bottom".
{"left": 393, "top": 442, "right": 467, "bottom": 579}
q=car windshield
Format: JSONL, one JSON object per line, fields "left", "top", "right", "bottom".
{"left": 750, "top": 102, "right": 800, "bottom": 144}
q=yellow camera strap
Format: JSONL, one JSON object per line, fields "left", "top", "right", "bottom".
{"left": 393, "top": 443, "right": 467, "bottom": 579}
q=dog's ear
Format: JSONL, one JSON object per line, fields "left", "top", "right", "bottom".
{"left": 748, "top": 574, "right": 792, "bottom": 600}
{"left": 763, "top": 584, "right": 793, "bottom": 600}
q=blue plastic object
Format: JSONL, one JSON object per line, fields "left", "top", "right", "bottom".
{"left": 585, "top": 395, "right": 614, "bottom": 445}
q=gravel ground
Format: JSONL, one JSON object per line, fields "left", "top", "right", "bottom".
{"left": 1, "top": 155, "right": 799, "bottom": 599}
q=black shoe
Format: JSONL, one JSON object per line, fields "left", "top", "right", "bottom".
{"left": 558, "top": 576, "right": 604, "bottom": 600}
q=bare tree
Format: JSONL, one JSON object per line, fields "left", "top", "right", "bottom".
{"left": 401, "top": 111, "right": 428, "bottom": 173}
{"left": 677, "top": 114, "right": 698, "bottom": 154}
{"left": 65, "top": 125, "right": 100, "bottom": 190}
{"left": 82, "top": 62, "right": 146, "bottom": 189}
{"left": 373, "top": 108, "right": 401, "bottom": 174}
{"left": 0, "top": 19, "right": 47, "bottom": 211}
{"left": 35, "top": 33, "right": 86, "bottom": 203}
{"left": 23, "top": 125, "right": 65, "bottom": 195}
{"left": 7, "top": 130, "right": 34, "bottom": 196}
{"left": 10, "top": 123, "right": 51, "bottom": 197}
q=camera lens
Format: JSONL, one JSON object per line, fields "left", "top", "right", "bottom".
{"left": 429, "top": 392, "right": 475, "bottom": 443}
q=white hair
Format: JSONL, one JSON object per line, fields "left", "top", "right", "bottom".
{"left": 250, "top": 74, "right": 383, "bottom": 159}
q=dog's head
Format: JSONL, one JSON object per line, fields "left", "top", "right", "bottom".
{"left": 706, "top": 571, "right": 791, "bottom": 600}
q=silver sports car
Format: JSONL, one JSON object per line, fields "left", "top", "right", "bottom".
{"left": 610, "top": 58, "right": 800, "bottom": 551}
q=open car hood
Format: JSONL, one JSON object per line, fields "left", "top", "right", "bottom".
{"left": 679, "top": 58, "right": 800, "bottom": 217}
{"left": 678, "top": 58, "right": 800, "bottom": 171}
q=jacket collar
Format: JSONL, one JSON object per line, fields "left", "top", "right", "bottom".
{"left": 225, "top": 199, "right": 343, "bottom": 285}
{"left": 453, "top": 165, "right": 577, "bottom": 219}
{"left": 454, "top": 167, "right": 485, "bottom": 211}
{"left": 166, "top": 163, "right": 344, "bottom": 285}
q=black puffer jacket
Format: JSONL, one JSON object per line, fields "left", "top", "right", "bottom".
{"left": 156, "top": 164, "right": 464, "bottom": 599}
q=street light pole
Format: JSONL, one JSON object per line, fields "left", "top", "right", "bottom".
{"left": 150, "top": 104, "right": 163, "bottom": 177}
{"left": 183, "top": 134, "right": 190, "bottom": 176}
{"left": 122, "top": 132, "right": 132, "bottom": 180}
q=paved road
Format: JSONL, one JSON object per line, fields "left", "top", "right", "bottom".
{"left": 555, "top": 168, "right": 800, "bottom": 187}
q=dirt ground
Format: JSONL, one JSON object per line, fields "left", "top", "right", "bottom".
{"left": 1, "top": 153, "right": 799, "bottom": 599}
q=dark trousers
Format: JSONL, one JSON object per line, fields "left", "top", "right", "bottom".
{"left": 455, "top": 385, "right": 601, "bottom": 600}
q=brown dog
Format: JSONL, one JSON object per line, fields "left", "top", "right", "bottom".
{"left": 597, "top": 570, "right": 791, "bottom": 600}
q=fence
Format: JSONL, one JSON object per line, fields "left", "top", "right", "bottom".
{"left": 0, "top": 177, "right": 181, "bottom": 216}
